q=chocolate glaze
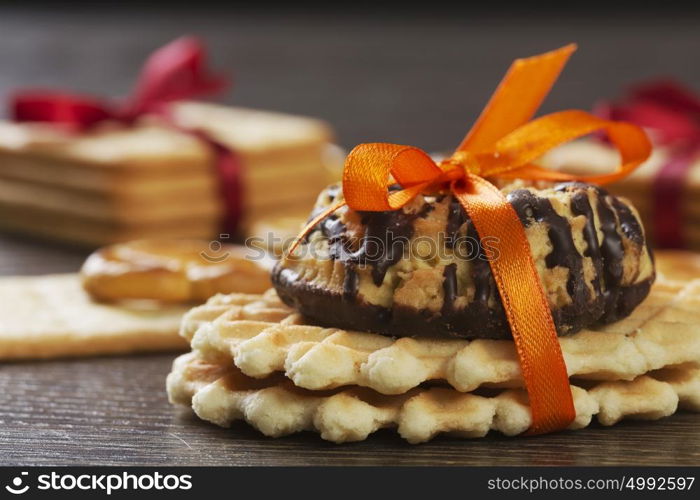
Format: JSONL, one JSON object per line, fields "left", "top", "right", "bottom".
{"left": 568, "top": 187, "right": 604, "bottom": 299}
{"left": 342, "top": 263, "right": 359, "bottom": 300}
{"left": 442, "top": 197, "right": 495, "bottom": 314}
{"left": 358, "top": 209, "right": 423, "bottom": 286}
{"left": 508, "top": 189, "right": 585, "bottom": 332}
{"left": 611, "top": 196, "right": 644, "bottom": 245}
{"left": 318, "top": 197, "right": 434, "bottom": 289}
{"left": 274, "top": 264, "right": 652, "bottom": 340}
{"left": 313, "top": 184, "right": 436, "bottom": 295}
{"left": 565, "top": 186, "right": 606, "bottom": 325}
{"left": 508, "top": 188, "right": 590, "bottom": 319}
{"left": 592, "top": 188, "right": 627, "bottom": 323}
{"left": 272, "top": 182, "right": 655, "bottom": 340}
{"left": 442, "top": 263, "right": 457, "bottom": 315}
{"left": 467, "top": 220, "right": 496, "bottom": 303}
{"left": 445, "top": 196, "right": 466, "bottom": 247}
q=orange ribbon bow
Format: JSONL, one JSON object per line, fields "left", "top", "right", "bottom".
{"left": 290, "top": 44, "right": 652, "bottom": 435}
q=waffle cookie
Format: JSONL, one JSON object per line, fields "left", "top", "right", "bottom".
{"left": 272, "top": 182, "right": 654, "bottom": 340}
{"left": 179, "top": 279, "right": 700, "bottom": 395}
{"left": 167, "top": 351, "right": 699, "bottom": 444}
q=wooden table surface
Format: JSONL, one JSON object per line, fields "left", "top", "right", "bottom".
{"left": 1, "top": 233, "right": 699, "bottom": 466}
{"left": 1, "top": 6, "right": 700, "bottom": 466}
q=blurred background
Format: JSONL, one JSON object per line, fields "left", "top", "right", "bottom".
{"left": 1, "top": 3, "right": 698, "bottom": 151}
{"left": 0, "top": 3, "right": 699, "bottom": 273}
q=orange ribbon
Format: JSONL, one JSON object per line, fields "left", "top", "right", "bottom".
{"left": 289, "top": 44, "right": 652, "bottom": 435}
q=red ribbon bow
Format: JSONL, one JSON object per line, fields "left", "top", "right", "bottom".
{"left": 11, "top": 36, "right": 242, "bottom": 233}
{"left": 597, "top": 80, "right": 700, "bottom": 248}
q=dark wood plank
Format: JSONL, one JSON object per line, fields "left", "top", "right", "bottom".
{"left": 1, "top": 232, "right": 699, "bottom": 466}
{"left": 1, "top": 353, "right": 699, "bottom": 466}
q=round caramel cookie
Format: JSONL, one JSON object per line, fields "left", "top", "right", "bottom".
{"left": 82, "top": 239, "right": 273, "bottom": 304}
{"left": 272, "top": 182, "right": 655, "bottom": 340}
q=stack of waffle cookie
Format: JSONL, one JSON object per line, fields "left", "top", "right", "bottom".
{"left": 167, "top": 259, "right": 700, "bottom": 443}
{"left": 0, "top": 102, "right": 335, "bottom": 246}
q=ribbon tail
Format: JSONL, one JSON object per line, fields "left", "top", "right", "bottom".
{"left": 452, "top": 175, "right": 576, "bottom": 434}
{"left": 475, "top": 110, "right": 651, "bottom": 185}
{"left": 459, "top": 44, "right": 576, "bottom": 153}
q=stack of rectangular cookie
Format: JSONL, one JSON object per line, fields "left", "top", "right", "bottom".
{"left": 167, "top": 252, "right": 700, "bottom": 443}
{"left": 0, "top": 102, "right": 335, "bottom": 246}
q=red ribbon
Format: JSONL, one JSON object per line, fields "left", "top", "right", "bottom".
{"left": 11, "top": 36, "right": 243, "bottom": 234}
{"left": 596, "top": 80, "right": 700, "bottom": 248}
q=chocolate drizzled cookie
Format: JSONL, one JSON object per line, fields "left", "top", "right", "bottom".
{"left": 272, "top": 181, "right": 655, "bottom": 340}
